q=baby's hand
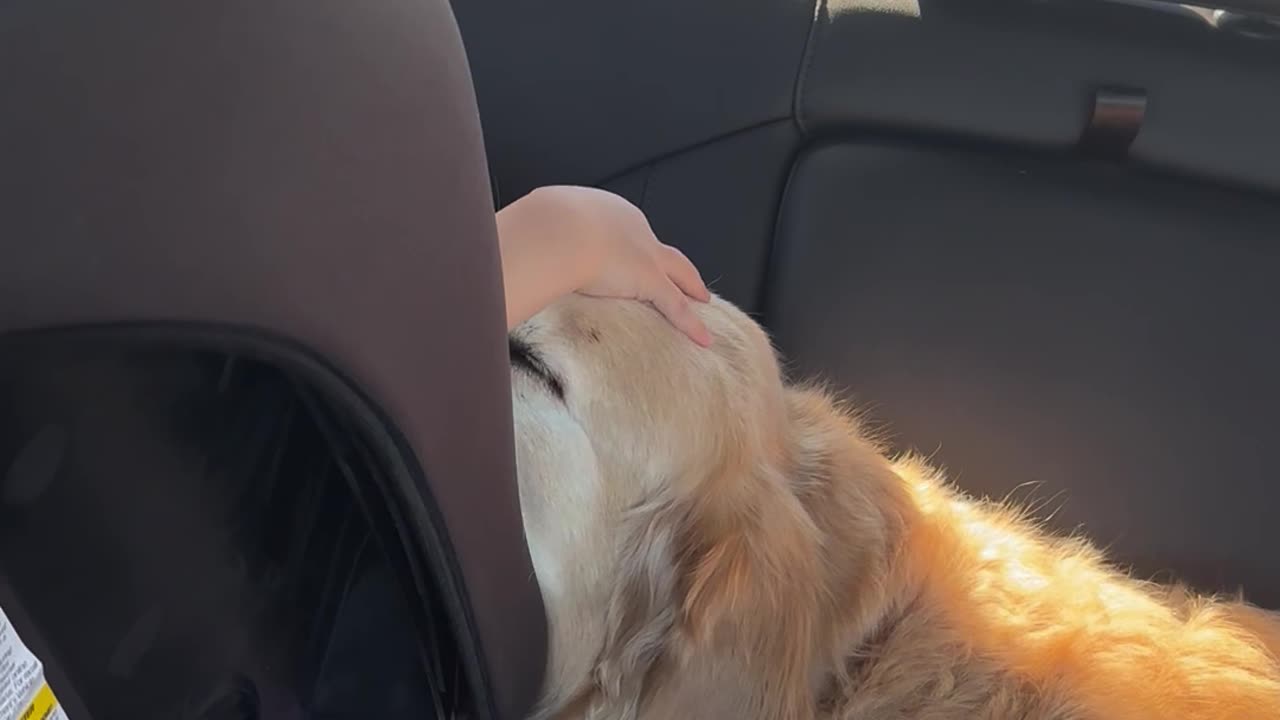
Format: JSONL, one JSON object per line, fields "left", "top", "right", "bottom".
{"left": 498, "top": 186, "right": 712, "bottom": 346}
{"left": 556, "top": 187, "right": 712, "bottom": 345}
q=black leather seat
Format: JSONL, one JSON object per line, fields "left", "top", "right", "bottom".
{"left": 457, "top": 0, "right": 1280, "bottom": 608}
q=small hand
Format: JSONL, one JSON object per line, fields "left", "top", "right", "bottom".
{"left": 498, "top": 186, "right": 712, "bottom": 346}
{"left": 559, "top": 187, "right": 711, "bottom": 345}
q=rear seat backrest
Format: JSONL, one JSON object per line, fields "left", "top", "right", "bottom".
{"left": 457, "top": 0, "right": 1280, "bottom": 608}
{"left": 799, "top": 0, "right": 1280, "bottom": 192}
{"left": 769, "top": 0, "right": 1280, "bottom": 606}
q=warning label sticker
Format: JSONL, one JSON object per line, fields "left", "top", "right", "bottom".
{"left": 0, "top": 606, "right": 68, "bottom": 720}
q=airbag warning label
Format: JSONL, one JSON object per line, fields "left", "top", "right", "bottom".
{"left": 0, "top": 607, "right": 67, "bottom": 720}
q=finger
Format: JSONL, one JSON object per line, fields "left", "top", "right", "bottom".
{"left": 652, "top": 281, "right": 713, "bottom": 347}
{"left": 659, "top": 245, "right": 711, "bottom": 302}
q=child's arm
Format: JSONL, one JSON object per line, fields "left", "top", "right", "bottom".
{"left": 497, "top": 186, "right": 711, "bottom": 346}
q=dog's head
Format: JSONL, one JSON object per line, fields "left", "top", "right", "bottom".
{"left": 512, "top": 294, "right": 909, "bottom": 720}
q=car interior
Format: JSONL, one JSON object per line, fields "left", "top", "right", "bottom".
{"left": 1, "top": 0, "right": 1277, "bottom": 718}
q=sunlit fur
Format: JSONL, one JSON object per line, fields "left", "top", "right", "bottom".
{"left": 511, "top": 293, "right": 1280, "bottom": 720}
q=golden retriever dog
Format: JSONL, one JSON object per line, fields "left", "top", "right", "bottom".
{"left": 510, "top": 293, "right": 1280, "bottom": 720}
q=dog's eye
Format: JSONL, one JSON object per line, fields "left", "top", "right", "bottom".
{"left": 509, "top": 337, "right": 566, "bottom": 401}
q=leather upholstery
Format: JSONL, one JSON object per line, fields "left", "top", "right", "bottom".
{"left": 769, "top": 142, "right": 1280, "bottom": 607}
{"left": 459, "top": 0, "right": 1280, "bottom": 610}
{"left": 800, "top": 0, "right": 1280, "bottom": 193}
{"left": 453, "top": 0, "right": 816, "bottom": 201}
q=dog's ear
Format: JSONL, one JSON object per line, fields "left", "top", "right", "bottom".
{"left": 589, "top": 496, "right": 687, "bottom": 719}
{"left": 661, "top": 387, "right": 852, "bottom": 720}
{"left": 673, "top": 386, "right": 913, "bottom": 720}
{"left": 587, "top": 458, "right": 827, "bottom": 720}
{"left": 586, "top": 471, "right": 819, "bottom": 717}
{"left": 590, "top": 386, "right": 909, "bottom": 720}
{"left": 677, "top": 463, "right": 827, "bottom": 720}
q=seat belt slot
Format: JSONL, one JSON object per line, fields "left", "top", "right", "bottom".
{"left": 1079, "top": 87, "right": 1147, "bottom": 160}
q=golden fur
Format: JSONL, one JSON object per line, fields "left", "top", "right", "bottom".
{"left": 510, "top": 293, "right": 1280, "bottom": 720}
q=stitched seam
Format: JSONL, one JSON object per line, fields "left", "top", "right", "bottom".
{"left": 593, "top": 116, "right": 793, "bottom": 188}
{"left": 793, "top": 0, "right": 827, "bottom": 136}
{"left": 639, "top": 161, "right": 656, "bottom": 209}
{"left": 754, "top": 140, "right": 809, "bottom": 320}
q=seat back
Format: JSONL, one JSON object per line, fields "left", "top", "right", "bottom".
{"left": 0, "top": 0, "right": 545, "bottom": 717}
